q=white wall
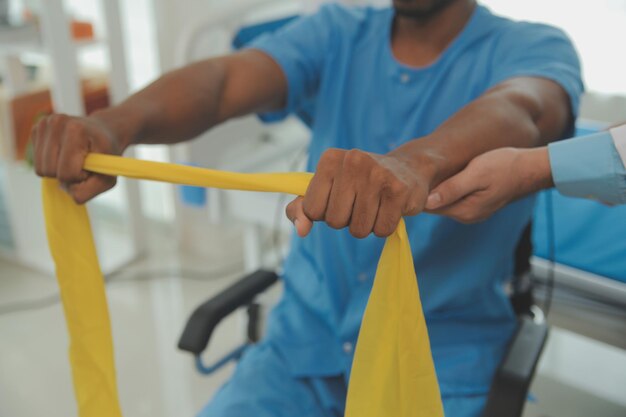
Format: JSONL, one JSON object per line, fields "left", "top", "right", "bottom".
{"left": 482, "top": 0, "right": 626, "bottom": 97}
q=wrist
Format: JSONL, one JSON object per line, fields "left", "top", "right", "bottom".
{"left": 517, "top": 147, "right": 554, "bottom": 193}
{"left": 89, "top": 107, "right": 141, "bottom": 152}
{"left": 388, "top": 145, "right": 444, "bottom": 188}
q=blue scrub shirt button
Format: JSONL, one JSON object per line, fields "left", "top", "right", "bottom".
{"left": 343, "top": 342, "right": 354, "bottom": 354}
{"left": 400, "top": 73, "right": 410, "bottom": 83}
{"left": 358, "top": 272, "right": 368, "bottom": 282}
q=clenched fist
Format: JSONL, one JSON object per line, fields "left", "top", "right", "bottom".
{"left": 31, "top": 113, "right": 124, "bottom": 204}
{"left": 286, "top": 148, "right": 435, "bottom": 238}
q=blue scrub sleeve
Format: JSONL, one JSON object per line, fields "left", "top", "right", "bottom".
{"left": 548, "top": 131, "right": 626, "bottom": 204}
{"left": 489, "top": 23, "right": 583, "bottom": 118}
{"left": 247, "top": 5, "right": 337, "bottom": 122}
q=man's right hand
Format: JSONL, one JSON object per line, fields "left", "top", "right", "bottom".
{"left": 31, "top": 113, "right": 124, "bottom": 204}
{"left": 29, "top": 50, "right": 288, "bottom": 205}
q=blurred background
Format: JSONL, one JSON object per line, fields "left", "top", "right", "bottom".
{"left": 0, "top": 1, "right": 624, "bottom": 417}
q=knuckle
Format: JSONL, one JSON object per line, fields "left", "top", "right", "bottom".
{"left": 57, "top": 169, "right": 75, "bottom": 183}
{"left": 36, "top": 118, "right": 52, "bottom": 143}
{"left": 404, "top": 202, "right": 421, "bottom": 216}
{"left": 344, "top": 149, "right": 368, "bottom": 167}
{"left": 65, "top": 119, "right": 86, "bottom": 138}
{"left": 320, "top": 148, "right": 344, "bottom": 166}
{"left": 40, "top": 161, "right": 56, "bottom": 177}
{"left": 57, "top": 173, "right": 69, "bottom": 183}
{"left": 374, "top": 219, "right": 396, "bottom": 238}
{"left": 349, "top": 224, "right": 369, "bottom": 239}
{"left": 387, "top": 178, "right": 409, "bottom": 196}
{"left": 46, "top": 115, "right": 58, "bottom": 128}
{"left": 405, "top": 193, "right": 426, "bottom": 216}
{"left": 369, "top": 164, "right": 389, "bottom": 184}
{"left": 302, "top": 199, "right": 323, "bottom": 221}
{"left": 325, "top": 214, "right": 346, "bottom": 230}
{"left": 59, "top": 160, "right": 86, "bottom": 182}
{"left": 50, "top": 114, "right": 68, "bottom": 129}
{"left": 373, "top": 225, "right": 392, "bottom": 238}
{"left": 285, "top": 202, "right": 296, "bottom": 219}
{"left": 317, "top": 149, "right": 344, "bottom": 178}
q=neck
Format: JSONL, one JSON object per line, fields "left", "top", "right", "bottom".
{"left": 392, "top": 0, "right": 476, "bottom": 67}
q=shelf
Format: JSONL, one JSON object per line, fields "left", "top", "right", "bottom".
{"left": 0, "top": 24, "right": 105, "bottom": 56}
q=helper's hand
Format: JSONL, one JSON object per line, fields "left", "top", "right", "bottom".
{"left": 31, "top": 113, "right": 124, "bottom": 204}
{"left": 286, "top": 148, "right": 433, "bottom": 238}
{"left": 425, "top": 147, "right": 552, "bottom": 223}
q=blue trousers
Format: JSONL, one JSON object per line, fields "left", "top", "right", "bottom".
{"left": 197, "top": 341, "right": 487, "bottom": 417}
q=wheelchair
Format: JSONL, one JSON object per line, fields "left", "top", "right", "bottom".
{"left": 178, "top": 222, "right": 548, "bottom": 417}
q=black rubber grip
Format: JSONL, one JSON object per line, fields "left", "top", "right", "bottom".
{"left": 178, "top": 270, "right": 278, "bottom": 355}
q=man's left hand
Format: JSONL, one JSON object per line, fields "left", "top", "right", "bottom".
{"left": 286, "top": 148, "right": 434, "bottom": 238}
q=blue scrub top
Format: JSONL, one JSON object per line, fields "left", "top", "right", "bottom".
{"left": 249, "top": 4, "right": 582, "bottom": 396}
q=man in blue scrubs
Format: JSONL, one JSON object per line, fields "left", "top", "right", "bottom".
{"left": 32, "top": 1, "right": 582, "bottom": 416}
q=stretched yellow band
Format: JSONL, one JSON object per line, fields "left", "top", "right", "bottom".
{"left": 42, "top": 153, "right": 443, "bottom": 417}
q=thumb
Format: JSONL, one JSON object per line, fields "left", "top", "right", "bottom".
{"left": 426, "top": 170, "right": 476, "bottom": 210}
{"left": 285, "top": 196, "right": 313, "bottom": 237}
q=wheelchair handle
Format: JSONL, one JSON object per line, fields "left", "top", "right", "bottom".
{"left": 178, "top": 270, "right": 278, "bottom": 355}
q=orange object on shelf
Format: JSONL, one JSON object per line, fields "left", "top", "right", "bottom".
{"left": 71, "top": 19, "right": 95, "bottom": 41}
{"left": 10, "top": 80, "right": 110, "bottom": 160}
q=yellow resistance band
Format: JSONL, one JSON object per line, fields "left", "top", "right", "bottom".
{"left": 42, "top": 153, "right": 443, "bottom": 417}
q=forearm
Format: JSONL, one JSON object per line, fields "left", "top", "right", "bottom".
{"left": 88, "top": 50, "right": 285, "bottom": 151}
{"left": 90, "top": 59, "right": 228, "bottom": 150}
{"left": 391, "top": 78, "right": 571, "bottom": 186}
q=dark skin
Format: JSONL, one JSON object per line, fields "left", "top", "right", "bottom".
{"left": 32, "top": 0, "right": 572, "bottom": 239}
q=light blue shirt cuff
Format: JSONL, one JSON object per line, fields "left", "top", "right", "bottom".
{"left": 548, "top": 131, "right": 626, "bottom": 204}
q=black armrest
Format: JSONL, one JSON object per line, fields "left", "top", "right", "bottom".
{"left": 482, "top": 316, "right": 549, "bottom": 417}
{"left": 178, "top": 269, "right": 278, "bottom": 355}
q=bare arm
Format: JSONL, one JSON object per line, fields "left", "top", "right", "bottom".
{"left": 286, "top": 77, "right": 572, "bottom": 238}
{"left": 32, "top": 50, "right": 286, "bottom": 203}
{"left": 391, "top": 77, "right": 571, "bottom": 186}
{"left": 94, "top": 50, "right": 287, "bottom": 148}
